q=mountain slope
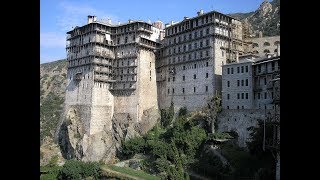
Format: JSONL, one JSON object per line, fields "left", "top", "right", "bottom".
{"left": 228, "top": 0, "right": 280, "bottom": 37}
{"left": 40, "top": 59, "right": 67, "bottom": 144}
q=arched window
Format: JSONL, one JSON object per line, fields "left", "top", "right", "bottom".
{"left": 253, "top": 43, "right": 259, "bottom": 48}
{"left": 253, "top": 50, "right": 259, "bottom": 54}
{"left": 264, "top": 49, "right": 270, "bottom": 53}
{"left": 263, "top": 42, "right": 270, "bottom": 46}
{"left": 274, "top": 41, "right": 280, "bottom": 46}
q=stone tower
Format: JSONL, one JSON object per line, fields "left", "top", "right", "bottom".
{"left": 61, "top": 16, "right": 161, "bottom": 162}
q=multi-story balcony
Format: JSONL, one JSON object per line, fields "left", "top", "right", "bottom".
{"left": 94, "top": 75, "right": 115, "bottom": 82}
{"left": 116, "top": 53, "right": 138, "bottom": 59}
{"left": 89, "top": 51, "right": 115, "bottom": 59}
{"left": 110, "top": 84, "right": 136, "bottom": 90}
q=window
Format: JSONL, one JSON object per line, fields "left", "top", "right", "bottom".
{"left": 200, "top": 41, "right": 203, "bottom": 47}
{"left": 241, "top": 66, "right": 244, "bottom": 73}
{"left": 237, "top": 106, "right": 239, "bottom": 109}
{"left": 125, "top": 36, "right": 128, "bottom": 43}
{"left": 237, "top": 80, "right": 240, "bottom": 86}
{"left": 253, "top": 43, "right": 259, "bottom": 48}
{"left": 227, "top": 68, "right": 230, "bottom": 74}
{"left": 264, "top": 49, "right": 270, "bottom": 53}
{"left": 194, "top": 87, "right": 196, "bottom": 92}
{"left": 194, "top": 64, "right": 197, "bottom": 69}
{"left": 258, "top": 93, "right": 260, "bottom": 99}
{"left": 183, "top": 66, "right": 186, "bottom": 70}
{"left": 241, "top": 80, "right": 244, "bottom": 86}
{"left": 272, "top": 62, "right": 275, "bottom": 70}
{"left": 222, "top": 50, "right": 224, "bottom": 57}
{"left": 194, "top": 42, "right": 197, "bottom": 49}
{"left": 227, "top": 81, "right": 230, "bottom": 87}
{"left": 246, "top": 79, "right": 248, "bottom": 86}
{"left": 200, "top": 30, "right": 203, "bottom": 37}
{"left": 246, "top": 93, "right": 248, "bottom": 99}
{"left": 168, "top": 89, "right": 170, "bottom": 94}
{"left": 168, "top": 78, "right": 170, "bottom": 82}
{"left": 227, "top": 94, "right": 230, "bottom": 99}
{"left": 206, "top": 28, "right": 209, "bottom": 34}
{"left": 231, "top": 68, "right": 234, "bottom": 74}
{"left": 194, "top": 31, "right": 197, "bottom": 38}
{"left": 272, "top": 92, "right": 274, "bottom": 99}
{"left": 264, "top": 92, "right": 267, "bottom": 99}
{"left": 194, "top": 74, "right": 196, "bottom": 79}
{"left": 237, "top": 67, "right": 240, "bottom": 73}
{"left": 182, "top": 88, "right": 185, "bottom": 93}
{"left": 172, "top": 88, "right": 175, "bottom": 94}
{"left": 242, "top": 93, "right": 244, "bottom": 99}
{"left": 206, "top": 61, "right": 209, "bottom": 67}
{"left": 227, "top": 106, "right": 229, "bottom": 109}
{"left": 263, "top": 42, "right": 270, "bottom": 46}
{"left": 242, "top": 106, "right": 244, "bottom": 109}
{"left": 173, "top": 77, "right": 175, "bottom": 81}
{"left": 206, "top": 86, "right": 208, "bottom": 92}
{"left": 189, "top": 33, "right": 192, "bottom": 40}
{"left": 183, "top": 75, "right": 185, "bottom": 81}
{"left": 206, "top": 73, "right": 209, "bottom": 78}
{"left": 264, "top": 77, "right": 267, "bottom": 85}
{"left": 246, "top": 66, "right": 248, "bottom": 72}
{"left": 237, "top": 93, "right": 240, "bottom": 99}
{"left": 206, "top": 39, "right": 209, "bottom": 46}
{"left": 206, "top": 51, "right": 209, "bottom": 56}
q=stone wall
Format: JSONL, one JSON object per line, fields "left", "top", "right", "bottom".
{"left": 217, "top": 109, "right": 269, "bottom": 147}
{"left": 250, "top": 36, "right": 280, "bottom": 57}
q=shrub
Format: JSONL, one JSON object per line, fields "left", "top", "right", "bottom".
{"left": 48, "top": 155, "right": 59, "bottom": 167}
{"left": 122, "top": 136, "right": 146, "bottom": 157}
{"left": 58, "top": 159, "right": 101, "bottom": 180}
{"left": 178, "top": 107, "right": 187, "bottom": 117}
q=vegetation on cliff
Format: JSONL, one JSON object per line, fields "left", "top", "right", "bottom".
{"left": 40, "top": 59, "right": 67, "bottom": 144}
{"left": 228, "top": 0, "right": 280, "bottom": 37}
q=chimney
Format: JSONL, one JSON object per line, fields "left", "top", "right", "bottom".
{"left": 171, "top": 21, "right": 174, "bottom": 25}
{"left": 87, "top": 15, "right": 94, "bottom": 24}
{"left": 128, "top": 19, "right": 133, "bottom": 23}
{"left": 184, "top": 16, "right": 189, "bottom": 20}
{"left": 107, "top": 18, "right": 111, "bottom": 24}
{"left": 93, "top": 16, "right": 97, "bottom": 22}
{"left": 197, "top": 10, "right": 204, "bottom": 16}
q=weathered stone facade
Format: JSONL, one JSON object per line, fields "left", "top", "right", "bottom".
{"left": 217, "top": 109, "right": 270, "bottom": 147}
{"left": 156, "top": 10, "right": 246, "bottom": 113}
{"left": 250, "top": 35, "right": 280, "bottom": 57}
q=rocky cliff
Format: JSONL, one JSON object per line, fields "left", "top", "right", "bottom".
{"left": 40, "top": 59, "right": 159, "bottom": 164}
{"left": 229, "top": 0, "right": 280, "bottom": 37}
{"left": 40, "top": 59, "right": 67, "bottom": 165}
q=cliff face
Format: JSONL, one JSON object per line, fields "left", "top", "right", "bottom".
{"left": 40, "top": 59, "right": 159, "bottom": 164}
{"left": 229, "top": 0, "right": 280, "bottom": 37}
{"left": 40, "top": 59, "right": 67, "bottom": 165}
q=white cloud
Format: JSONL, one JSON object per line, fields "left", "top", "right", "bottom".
{"left": 56, "top": 1, "right": 119, "bottom": 32}
{"left": 40, "top": 32, "right": 66, "bottom": 48}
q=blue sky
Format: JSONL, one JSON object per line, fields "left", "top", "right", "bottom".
{"left": 40, "top": 0, "right": 268, "bottom": 64}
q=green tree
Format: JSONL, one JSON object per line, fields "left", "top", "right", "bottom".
{"left": 122, "top": 136, "right": 146, "bottom": 157}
